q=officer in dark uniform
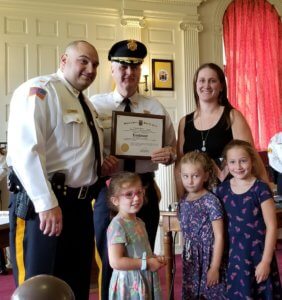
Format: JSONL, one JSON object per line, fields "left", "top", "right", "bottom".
{"left": 90, "top": 39, "right": 176, "bottom": 299}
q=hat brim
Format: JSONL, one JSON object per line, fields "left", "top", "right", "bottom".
{"left": 111, "top": 57, "right": 143, "bottom": 64}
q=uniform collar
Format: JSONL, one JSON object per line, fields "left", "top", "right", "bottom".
{"left": 113, "top": 89, "right": 138, "bottom": 108}
{"left": 57, "top": 69, "right": 80, "bottom": 98}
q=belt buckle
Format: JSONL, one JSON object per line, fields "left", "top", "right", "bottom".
{"left": 78, "top": 186, "right": 88, "bottom": 199}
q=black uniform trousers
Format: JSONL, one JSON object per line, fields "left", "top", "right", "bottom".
{"left": 9, "top": 184, "right": 96, "bottom": 300}
{"left": 93, "top": 172, "right": 160, "bottom": 300}
{"left": 0, "top": 248, "right": 7, "bottom": 272}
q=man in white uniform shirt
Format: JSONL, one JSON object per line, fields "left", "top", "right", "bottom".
{"left": 268, "top": 132, "right": 282, "bottom": 195}
{"left": 90, "top": 39, "right": 176, "bottom": 300}
{"left": 7, "top": 40, "right": 103, "bottom": 300}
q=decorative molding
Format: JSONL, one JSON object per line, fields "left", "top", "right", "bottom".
{"left": 5, "top": 43, "right": 28, "bottom": 95}
{"left": 134, "top": 0, "right": 206, "bottom": 6}
{"left": 0, "top": 0, "right": 207, "bottom": 21}
{"left": 120, "top": 17, "right": 147, "bottom": 28}
{"left": 0, "top": 0, "right": 118, "bottom": 17}
{"left": 148, "top": 28, "right": 175, "bottom": 44}
{"left": 120, "top": 9, "right": 147, "bottom": 28}
{"left": 4, "top": 17, "right": 27, "bottom": 35}
{"left": 96, "top": 24, "right": 116, "bottom": 40}
{"left": 180, "top": 21, "right": 203, "bottom": 32}
{"left": 67, "top": 22, "right": 88, "bottom": 39}
{"left": 36, "top": 19, "right": 59, "bottom": 37}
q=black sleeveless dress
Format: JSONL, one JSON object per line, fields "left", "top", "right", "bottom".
{"left": 183, "top": 107, "right": 233, "bottom": 166}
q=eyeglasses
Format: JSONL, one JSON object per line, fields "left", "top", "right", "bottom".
{"left": 118, "top": 189, "right": 145, "bottom": 200}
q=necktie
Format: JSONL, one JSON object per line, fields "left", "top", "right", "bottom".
{"left": 122, "top": 98, "right": 135, "bottom": 172}
{"left": 123, "top": 98, "right": 131, "bottom": 113}
{"left": 78, "top": 93, "right": 101, "bottom": 176}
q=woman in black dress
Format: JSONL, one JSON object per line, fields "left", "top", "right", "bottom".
{"left": 175, "top": 63, "right": 268, "bottom": 198}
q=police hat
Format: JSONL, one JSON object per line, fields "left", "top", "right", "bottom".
{"left": 108, "top": 39, "right": 147, "bottom": 65}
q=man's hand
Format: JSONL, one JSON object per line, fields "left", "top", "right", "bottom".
{"left": 101, "top": 155, "right": 119, "bottom": 176}
{"left": 39, "top": 206, "right": 63, "bottom": 237}
{"left": 151, "top": 147, "right": 176, "bottom": 165}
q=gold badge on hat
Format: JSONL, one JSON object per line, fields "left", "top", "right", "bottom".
{"left": 127, "top": 40, "right": 137, "bottom": 51}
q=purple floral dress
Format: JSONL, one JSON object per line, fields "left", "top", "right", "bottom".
{"left": 107, "top": 215, "right": 162, "bottom": 300}
{"left": 216, "top": 179, "right": 282, "bottom": 299}
{"left": 178, "top": 191, "right": 226, "bottom": 299}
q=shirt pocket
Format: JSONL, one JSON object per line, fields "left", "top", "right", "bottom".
{"left": 63, "top": 112, "right": 85, "bottom": 148}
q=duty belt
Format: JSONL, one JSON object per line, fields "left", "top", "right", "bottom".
{"left": 52, "top": 181, "right": 101, "bottom": 201}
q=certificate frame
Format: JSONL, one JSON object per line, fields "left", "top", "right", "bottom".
{"left": 111, "top": 111, "right": 165, "bottom": 159}
{"left": 152, "top": 59, "right": 174, "bottom": 91}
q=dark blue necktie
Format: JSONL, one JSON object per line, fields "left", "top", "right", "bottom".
{"left": 79, "top": 93, "right": 101, "bottom": 176}
{"left": 123, "top": 98, "right": 135, "bottom": 172}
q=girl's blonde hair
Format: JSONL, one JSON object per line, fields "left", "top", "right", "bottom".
{"left": 180, "top": 151, "right": 217, "bottom": 190}
{"left": 222, "top": 139, "right": 260, "bottom": 179}
{"left": 107, "top": 172, "right": 143, "bottom": 213}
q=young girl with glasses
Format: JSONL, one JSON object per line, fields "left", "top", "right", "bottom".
{"left": 216, "top": 140, "right": 282, "bottom": 298}
{"left": 107, "top": 172, "right": 166, "bottom": 300}
{"left": 178, "top": 151, "right": 226, "bottom": 299}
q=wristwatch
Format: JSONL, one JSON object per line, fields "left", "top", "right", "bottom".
{"left": 141, "top": 252, "right": 147, "bottom": 270}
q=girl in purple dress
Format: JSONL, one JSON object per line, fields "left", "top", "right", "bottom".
{"left": 217, "top": 140, "right": 282, "bottom": 299}
{"left": 178, "top": 151, "right": 226, "bottom": 299}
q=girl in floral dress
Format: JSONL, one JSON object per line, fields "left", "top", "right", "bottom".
{"left": 178, "top": 151, "right": 226, "bottom": 299}
{"left": 216, "top": 139, "right": 282, "bottom": 299}
{"left": 107, "top": 172, "right": 166, "bottom": 300}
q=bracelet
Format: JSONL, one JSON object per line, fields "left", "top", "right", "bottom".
{"left": 141, "top": 252, "right": 147, "bottom": 270}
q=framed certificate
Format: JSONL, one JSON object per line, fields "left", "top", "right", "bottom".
{"left": 111, "top": 111, "right": 165, "bottom": 159}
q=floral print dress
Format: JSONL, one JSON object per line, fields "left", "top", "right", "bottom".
{"left": 178, "top": 191, "right": 226, "bottom": 299}
{"left": 216, "top": 179, "right": 282, "bottom": 299}
{"left": 107, "top": 215, "right": 162, "bottom": 300}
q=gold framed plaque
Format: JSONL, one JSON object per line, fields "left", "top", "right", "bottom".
{"left": 152, "top": 59, "right": 174, "bottom": 91}
{"left": 111, "top": 111, "right": 165, "bottom": 159}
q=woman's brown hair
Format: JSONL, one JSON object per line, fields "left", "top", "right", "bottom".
{"left": 193, "top": 63, "right": 234, "bottom": 128}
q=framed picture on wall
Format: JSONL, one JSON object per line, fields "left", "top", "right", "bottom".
{"left": 152, "top": 59, "right": 174, "bottom": 91}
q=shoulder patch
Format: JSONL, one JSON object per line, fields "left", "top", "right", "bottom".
{"left": 29, "top": 87, "right": 47, "bottom": 100}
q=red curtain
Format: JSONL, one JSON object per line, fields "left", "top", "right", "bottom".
{"left": 223, "top": 0, "right": 282, "bottom": 150}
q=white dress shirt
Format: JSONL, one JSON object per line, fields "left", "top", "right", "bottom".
{"left": 268, "top": 132, "right": 282, "bottom": 173}
{"left": 7, "top": 70, "right": 103, "bottom": 212}
{"left": 90, "top": 89, "right": 176, "bottom": 174}
{"left": 0, "top": 153, "right": 8, "bottom": 182}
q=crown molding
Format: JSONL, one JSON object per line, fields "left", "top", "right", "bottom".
{"left": 132, "top": 0, "right": 206, "bottom": 6}
{"left": 0, "top": 0, "right": 208, "bottom": 20}
{"left": 0, "top": 0, "right": 118, "bottom": 17}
